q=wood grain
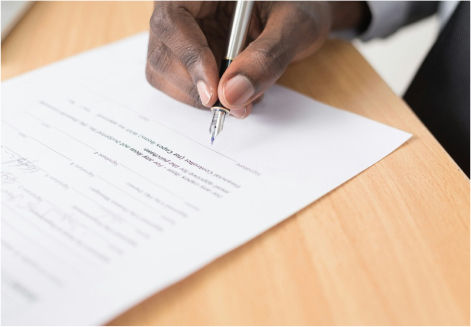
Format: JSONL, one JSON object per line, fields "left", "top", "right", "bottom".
{"left": 2, "top": 2, "right": 469, "bottom": 325}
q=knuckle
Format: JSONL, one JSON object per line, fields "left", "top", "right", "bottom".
{"left": 149, "top": 7, "right": 164, "bottom": 32}
{"left": 150, "top": 3, "right": 177, "bottom": 41}
{"left": 250, "top": 44, "right": 287, "bottom": 78}
{"left": 147, "top": 42, "right": 172, "bottom": 75}
{"left": 177, "top": 44, "right": 208, "bottom": 72}
{"left": 287, "top": 4, "right": 326, "bottom": 43}
{"left": 188, "top": 84, "right": 201, "bottom": 104}
{"left": 181, "top": 48, "right": 200, "bottom": 71}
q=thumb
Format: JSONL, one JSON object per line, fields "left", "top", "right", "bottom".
{"left": 218, "top": 9, "right": 300, "bottom": 115}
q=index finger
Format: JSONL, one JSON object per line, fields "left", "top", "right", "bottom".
{"left": 151, "top": 1, "right": 220, "bottom": 107}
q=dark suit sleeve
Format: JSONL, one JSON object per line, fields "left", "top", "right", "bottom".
{"left": 360, "top": 1, "right": 439, "bottom": 41}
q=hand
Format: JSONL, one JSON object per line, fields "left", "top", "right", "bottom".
{"left": 146, "top": 1, "right": 369, "bottom": 119}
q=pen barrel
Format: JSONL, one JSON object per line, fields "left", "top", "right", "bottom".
{"left": 225, "top": 1, "right": 254, "bottom": 60}
{"left": 213, "top": 1, "right": 254, "bottom": 110}
{"left": 213, "top": 59, "right": 233, "bottom": 108}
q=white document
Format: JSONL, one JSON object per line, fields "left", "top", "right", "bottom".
{"left": 1, "top": 32, "right": 411, "bottom": 325}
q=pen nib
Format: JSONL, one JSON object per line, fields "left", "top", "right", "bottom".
{"left": 209, "top": 108, "right": 227, "bottom": 145}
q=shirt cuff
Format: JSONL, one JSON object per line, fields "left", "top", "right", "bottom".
{"left": 330, "top": 1, "right": 412, "bottom": 41}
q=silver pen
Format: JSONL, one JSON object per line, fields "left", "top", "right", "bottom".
{"left": 209, "top": 1, "right": 254, "bottom": 144}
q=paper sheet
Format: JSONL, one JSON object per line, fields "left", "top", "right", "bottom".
{"left": 1, "top": 32, "right": 411, "bottom": 325}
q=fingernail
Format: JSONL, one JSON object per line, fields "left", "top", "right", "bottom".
{"left": 197, "top": 80, "right": 212, "bottom": 106}
{"left": 223, "top": 75, "right": 254, "bottom": 107}
{"left": 230, "top": 106, "right": 247, "bottom": 119}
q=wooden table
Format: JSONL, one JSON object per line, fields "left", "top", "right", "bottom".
{"left": 2, "top": 2, "right": 469, "bottom": 325}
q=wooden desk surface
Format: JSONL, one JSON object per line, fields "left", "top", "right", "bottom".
{"left": 2, "top": 2, "right": 469, "bottom": 325}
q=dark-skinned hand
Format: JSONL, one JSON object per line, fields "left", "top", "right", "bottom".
{"left": 146, "top": 1, "right": 369, "bottom": 119}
